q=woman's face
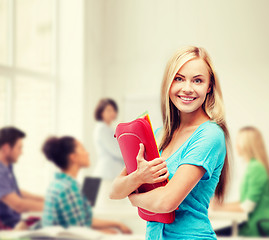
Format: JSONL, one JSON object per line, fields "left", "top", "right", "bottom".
{"left": 71, "top": 140, "right": 90, "bottom": 168}
{"left": 169, "top": 58, "right": 211, "bottom": 114}
{"left": 102, "top": 104, "right": 118, "bottom": 124}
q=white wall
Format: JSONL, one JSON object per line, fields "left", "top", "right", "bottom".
{"left": 85, "top": 0, "right": 269, "bottom": 200}
{"left": 82, "top": 0, "right": 106, "bottom": 176}
{"left": 57, "top": 0, "right": 85, "bottom": 139}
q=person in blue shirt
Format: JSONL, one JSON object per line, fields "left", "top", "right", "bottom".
{"left": 41, "top": 136, "right": 132, "bottom": 234}
{"left": 110, "top": 46, "right": 231, "bottom": 239}
{"left": 0, "top": 127, "right": 44, "bottom": 229}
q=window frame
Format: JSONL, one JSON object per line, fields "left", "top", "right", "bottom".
{"left": 0, "top": 0, "right": 59, "bottom": 131}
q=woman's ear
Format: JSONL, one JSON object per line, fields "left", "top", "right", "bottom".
{"left": 2, "top": 143, "right": 11, "bottom": 154}
{"left": 68, "top": 153, "right": 76, "bottom": 165}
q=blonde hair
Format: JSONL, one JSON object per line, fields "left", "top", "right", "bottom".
{"left": 238, "top": 126, "right": 269, "bottom": 174}
{"left": 158, "top": 46, "right": 231, "bottom": 201}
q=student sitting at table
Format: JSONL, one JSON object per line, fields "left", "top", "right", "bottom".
{"left": 0, "top": 127, "right": 44, "bottom": 229}
{"left": 41, "top": 136, "right": 132, "bottom": 234}
{"left": 213, "top": 126, "right": 269, "bottom": 236}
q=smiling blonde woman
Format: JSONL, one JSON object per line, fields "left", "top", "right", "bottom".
{"left": 110, "top": 46, "right": 231, "bottom": 240}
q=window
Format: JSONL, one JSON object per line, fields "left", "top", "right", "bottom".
{"left": 0, "top": 77, "right": 8, "bottom": 126}
{"left": 0, "top": 0, "right": 8, "bottom": 64}
{"left": 0, "top": 0, "right": 57, "bottom": 194}
{"left": 14, "top": 76, "right": 56, "bottom": 193}
{"left": 16, "top": 0, "right": 53, "bottom": 72}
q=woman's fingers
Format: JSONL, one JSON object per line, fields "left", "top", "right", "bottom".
{"left": 118, "top": 224, "right": 132, "bottom": 234}
{"left": 136, "top": 143, "right": 145, "bottom": 161}
{"left": 149, "top": 157, "right": 166, "bottom": 166}
{"left": 99, "top": 228, "right": 118, "bottom": 234}
{"left": 151, "top": 161, "right": 167, "bottom": 173}
{"left": 135, "top": 147, "right": 168, "bottom": 184}
{"left": 154, "top": 171, "right": 170, "bottom": 183}
{"left": 154, "top": 166, "right": 168, "bottom": 178}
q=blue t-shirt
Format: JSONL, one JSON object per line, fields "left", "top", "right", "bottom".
{"left": 146, "top": 120, "right": 226, "bottom": 240}
{"left": 0, "top": 162, "right": 21, "bottom": 228}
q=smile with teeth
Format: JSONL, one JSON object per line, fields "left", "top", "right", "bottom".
{"left": 179, "top": 96, "right": 196, "bottom": 101}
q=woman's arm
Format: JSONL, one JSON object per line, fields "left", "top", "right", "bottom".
{"left": 210, "top": 198, "right": 257, "bottom": 213}
{"left": 211, "top": 201, "right": 244, "bottom": 212}
{"left": 128, "top": 164, "right": 206, "bottom": 213}
{"left": 1, "top": 192, "right": 44, "bottom": 213}
{"left": 20, "top": 190, "right": 44, "bottom": 202}
{"left": 110, "top": 144, "right": 169, "bottom": 199}
{"left": 91, "top": 218, "right": 132, "bottom": 234}
{"left": 110, "top": 168, "right": 142, "bottom": 199}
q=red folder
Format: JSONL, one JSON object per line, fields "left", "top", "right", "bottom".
{"left": 114, "top": 114, "right": 175, "bottom": 223}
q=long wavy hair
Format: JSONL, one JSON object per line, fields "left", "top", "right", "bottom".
{"left": 157, "top": 46, "right": 231, "bottom": 201}
{"left": 238, "top": 126, "right": 269, "bottom": 175}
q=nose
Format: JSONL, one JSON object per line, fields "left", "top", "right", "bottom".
{"left": 182, "top": 81, "right": 194, "bottom": 94}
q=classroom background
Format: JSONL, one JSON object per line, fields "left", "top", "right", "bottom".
{"left": 0, "top": 0, "right": 269, "bottom": 238}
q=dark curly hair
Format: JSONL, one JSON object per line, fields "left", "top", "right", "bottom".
{"left": 42, "top": 136, "right": 76, "bottom": 170}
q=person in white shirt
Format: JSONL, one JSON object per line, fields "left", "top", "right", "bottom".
{"left": 92, "top": 99, "right": 124, "bottom": 180}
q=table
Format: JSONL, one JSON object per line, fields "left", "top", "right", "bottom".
{"left": 23, "top": 210, "right": 248, "bottom": 237}
{"left": 0, "top": 230, "right": 145, "bottom": 240}
{"left": 209, "top": 210, "right": 248, "bottom": 236}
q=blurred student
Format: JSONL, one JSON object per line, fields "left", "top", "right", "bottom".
{"left": 93, "top": 98, "right": 124, "bottom": 180}
{"left": 41, "top": 136, "right": 131, "bottom": 234}
{"left": 0, "top": 127, "right": 44, "bottom": 229}
{"left": 214, "top": 126, "right": 269, "bottom": 236}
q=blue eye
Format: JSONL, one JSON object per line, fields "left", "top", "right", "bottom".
{"left": 194, "top": 79, "right": 202, "bottom": 84}
{"left": 174, "top": 77, "right": 183, "bottom": 82}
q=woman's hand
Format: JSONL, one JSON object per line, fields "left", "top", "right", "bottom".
{"left": 98, "top": 228, "right": 118, "bottom": 234}
{"left": 134, "top": 143, "right": 169, "bottom": 185}
{"left": 110, "top": 144, "right": 169, "bottom": 200}
{"left": 92, "top": 218, "right": 132, "bottom": 234}
{"left": 116, "top": 222, "right": 132, "bottom": 234}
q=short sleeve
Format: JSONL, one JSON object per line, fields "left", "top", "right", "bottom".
{"left": 0, "top": 168, "right": 14, "bottom": 199}
{"left": 180, "top": 124, "right": 226, "bottom": 180}
{"left": 244, "top": 163, "right": 268, "bottom": 203}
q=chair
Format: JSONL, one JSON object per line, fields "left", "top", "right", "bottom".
{"left": 0, "top": 220, "right": 11, "bottom": 230}
{"left": 257, "top": 219, "right": 269, "bottom": 236}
